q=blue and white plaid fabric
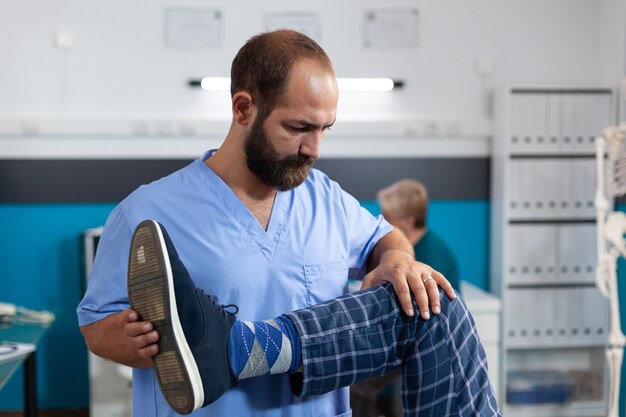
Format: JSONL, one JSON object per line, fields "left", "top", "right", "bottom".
{"left": 285, "top": 283, "right": 501, "bottom": 417}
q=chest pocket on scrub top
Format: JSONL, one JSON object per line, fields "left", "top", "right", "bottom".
{"left": 304, "top": 259, "right": 349, "bottom": 306}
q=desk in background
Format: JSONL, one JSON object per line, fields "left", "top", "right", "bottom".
{"left": 0, "top": 322, "right": 52, "bottom": 417}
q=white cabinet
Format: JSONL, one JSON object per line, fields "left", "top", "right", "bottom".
{"left": 491, "top": 86, "right": 616, "bottom": 416}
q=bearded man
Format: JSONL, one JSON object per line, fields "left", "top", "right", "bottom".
{"left": 77, "top": 30, "right": 455, "bottom": 417}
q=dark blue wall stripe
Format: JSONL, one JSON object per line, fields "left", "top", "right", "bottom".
{"left": 0, "top": 158, "right": 489, "bottom": 203}
{"left": 315, "top": 158, "right": 489, "bottom": 200}
{"left": 0, "top": 159, "right": 191, "bottom": 203}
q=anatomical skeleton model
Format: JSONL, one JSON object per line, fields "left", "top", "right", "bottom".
{"left": 595, "top": 123, "right": 626, "bottom": 417}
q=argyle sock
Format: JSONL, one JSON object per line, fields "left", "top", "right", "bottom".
{"left": 228, "top": 315, "right": 301, "bottom": 380}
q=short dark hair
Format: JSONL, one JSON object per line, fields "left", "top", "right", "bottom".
{"left": 230, "top": 30, "right": 334, "bottom": 119}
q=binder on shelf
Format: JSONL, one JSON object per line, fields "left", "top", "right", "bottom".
{"left": 560, "top": 93, "right": 584, "bottom": 151}
{"left": 506, "top": 289, "right": 555, "bottom": 347}
{"left": 508, "top": 224, "right": 557, "bottom": 284}
{"left": 506, "top": 287, "right": 608, "bottom": 348}
{"left": 567, "top": 288, "right": 585, "bottom": 345}
{"left": 576, "top": 95, "right": 595, "bottom": 152}
{"left": 546, "top": 93, "right": 561, "bottom": 152}
{"left": 567, "top": 159, "right": 580, "bottom": 217}
{"left": 556, "top": 287, "right": 609, "bottom": 346}
{"left": 510, "top": 93, "right": 529, "bottom": 152}
{"left": 581, "top": 158, "right": 596, "bottom": 217}
{"left": 505, "top": 289, "right": 525, "bottom": 346}
{"left": 558, "top": 224, "right": 596, "bottom": 284}
{"left": 508, "top": 159, "right": 525, "bottom": 218}
{"left": 587, "top": 94, "right": 613, "bottom": 152}
{"left": 587, "top": 287, "right": 608, "bottom": 345}
{"left": 510, "top": 93, "right": 549, "bottom": 153}
{"left": 526, "top": 93, "right": 549, "bottom": 153}
{"left": 526, "top": 159, "right": 568, "bottom": 219}
{"left": 548, "top": 159, "right": 568, "bottom": 218}
{"left": 553, "top": 287, "right": 570, "bottom": 345}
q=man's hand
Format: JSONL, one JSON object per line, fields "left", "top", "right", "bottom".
{"left": 364, "top": 230, "right": 456, "bottom": 319}
{"left": 80, "top": 308, "right": 158, "bottom": 368}
{"left": 123, "top": 308, "right": 160, "bottom": 359}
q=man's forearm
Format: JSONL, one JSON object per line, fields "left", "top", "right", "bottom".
{"left": 367, "top": 228, "right": 415, "bottom": 271}
{"left": 80, "top": 312, "right": 152, "bottom": 368}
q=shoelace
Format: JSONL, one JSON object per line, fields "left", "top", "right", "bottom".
{"left": 220, "top": 304, "right": 239, "bottom": 315}
{"left": 201, "top": 289, "right": 240, "bottom": 317}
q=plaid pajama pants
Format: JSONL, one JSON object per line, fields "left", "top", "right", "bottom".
{"left": 285, "top": 283, "right": 501, "bottom": 417}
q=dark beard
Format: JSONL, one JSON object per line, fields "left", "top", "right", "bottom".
{"left": 244, "top": 117, "right": 315, "bottom": 191}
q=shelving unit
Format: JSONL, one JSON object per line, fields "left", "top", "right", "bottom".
{"left": 491, "top": 86, "right": 616, "bottom": 416}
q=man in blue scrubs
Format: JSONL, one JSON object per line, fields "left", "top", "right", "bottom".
{"left": 77, "top": 30, "right": 455, "bottom": 417}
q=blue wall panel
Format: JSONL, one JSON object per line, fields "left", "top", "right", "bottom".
{"left": 361, "top": 200, "right": 490, "bottom": 290}
{"left": 0, "top": 204, "right": 115, "bottom": 410}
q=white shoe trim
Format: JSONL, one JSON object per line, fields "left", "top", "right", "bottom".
{"left": 151, "top": 220, "right": 204, "bottom": 411}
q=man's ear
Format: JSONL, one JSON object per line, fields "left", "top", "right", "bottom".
{"left": 232, "top": 92, "right": 255, "bottom": 126}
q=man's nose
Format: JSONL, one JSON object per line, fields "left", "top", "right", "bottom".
{"left": 299, "top": 131, "right": 323, "bottom": 160}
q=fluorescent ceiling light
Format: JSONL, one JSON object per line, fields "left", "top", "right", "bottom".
{"left": 336, "top": 78, "right": 395, "bottom": 92}
{"left": 200, "top": 77, "right": 231, "bottom": 91}
{"left": 190, "top": 77, "right": 402, "bottom": 92}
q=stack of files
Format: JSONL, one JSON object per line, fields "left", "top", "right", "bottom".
{"left": 510, "top": 91, "right": 613, "bottom": 154}
{"left": 506, "top": 287, "right": 608, "bottom": 348}
{"left": 510, "top": 93, "right": 552, "bottom": 153}
{"left": 508, "top": 159, "right": 596, "bottom": 220}
{"left": 560, "top": 93, "right": 613, "bottom": 153}
{"left": 507, "top": 223, "right": 597, "bottom": 285}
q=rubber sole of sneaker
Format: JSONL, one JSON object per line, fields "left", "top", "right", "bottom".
{"left": 127, "top": 220, "right": 204, "bottom": 415}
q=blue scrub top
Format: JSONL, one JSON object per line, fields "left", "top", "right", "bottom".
{"left": 77, "top": 151, "right": 393, "bottom": 417}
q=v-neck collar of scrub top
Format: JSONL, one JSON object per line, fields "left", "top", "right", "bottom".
{"left": 198, "top": 150, "right": 290, "bottom": 262}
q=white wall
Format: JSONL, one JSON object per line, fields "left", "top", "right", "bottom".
{"left": 0, "top": 0, "right": 624, "bottom": 157}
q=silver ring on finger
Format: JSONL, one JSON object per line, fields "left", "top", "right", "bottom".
{"left": 422, "top": 275, "right": 435, "bottom": 284}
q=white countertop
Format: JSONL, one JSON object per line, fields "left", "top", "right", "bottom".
{"left": 461, "top": 281, "right": 502, "bottom": 313}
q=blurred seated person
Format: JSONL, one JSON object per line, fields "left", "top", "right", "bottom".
{"left": 377, "top": 178, "right": 460, "bottom": 291}
{"left": 350, "top": 178, "right": 460, "bottom": 417}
